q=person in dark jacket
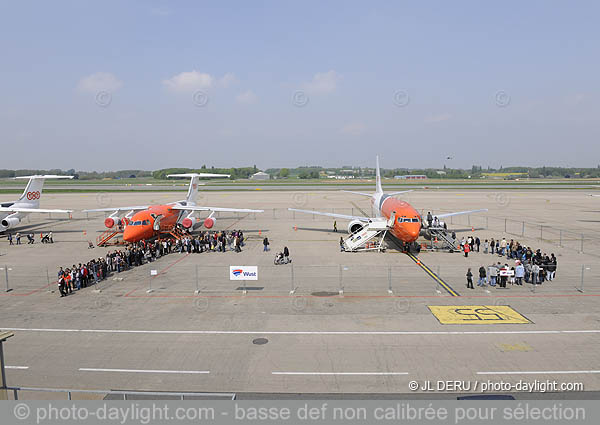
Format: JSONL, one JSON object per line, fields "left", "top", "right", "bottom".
{"left": 466, "top": 268, "right": 474, "bottom": 289}
{"left": 283, "top": 246, "right": 290, "bottom": 261}
{"left": 478, "top": 266, "right": 486, "bottom": 286}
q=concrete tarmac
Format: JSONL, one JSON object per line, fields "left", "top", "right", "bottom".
{"left": 1, "top": 190, "right": 599, "bottom": 398}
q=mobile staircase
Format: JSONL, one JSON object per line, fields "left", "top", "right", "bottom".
{"left": 96, "top": 229, "right": 124, "bottom": 247}
{"left": 343, "top": 212, "right": 396, "bottom": 252}
{"left": 427, "top": 226, "right": 457, "bottom": 251}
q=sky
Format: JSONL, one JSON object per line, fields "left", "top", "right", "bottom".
{"left": 0, "top": 1, "right": 599, "bottom": 171}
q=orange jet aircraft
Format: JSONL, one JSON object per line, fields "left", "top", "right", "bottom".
{"left": 289, "top": 157, "right": 487, "bottom": 250}
{"left": 84, "top": 173, "right": 263, "bottom": 243}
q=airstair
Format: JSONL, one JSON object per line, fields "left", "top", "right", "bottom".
{"left": 166, "top": 226, "right": 187, "bottom": 240}
{"left": 96, "top": 229, "right": 124, "bottom": 247}
{"left": 427, "top": 226, "right": 457, "bottom": 250}
{"left": 343, "top": 213, "right": 396, "bottom": 252}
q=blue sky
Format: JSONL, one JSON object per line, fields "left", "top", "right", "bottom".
{"left": 1, "top": 1, "right": 598, "bottom": 170}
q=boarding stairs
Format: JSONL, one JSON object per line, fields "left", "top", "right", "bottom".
{"left": 427, "top": 226, "right": 457, "bottom": 250}
{"left": 343, "top": 213, "right": 396, "bottom": 252}
{"left": 156, "top": 225, "right": 187, "bottom": 241}
{"left": 96, "top": 229, "right": 124, "bottom": 247}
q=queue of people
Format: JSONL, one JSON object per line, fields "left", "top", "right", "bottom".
{"left": 462, "top": 235, "right": 558, "bottom": 289}
{"left": 57, "top": 230, "right": 250, "bottom": 297}
{"left": 172, "top": 229, "right": 246, "bottom": 253}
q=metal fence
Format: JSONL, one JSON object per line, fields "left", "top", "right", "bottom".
{"left": 2, "top": 262, "right": 599, "bottom": 298}
{"left": 3, "top": 386, "right": 236, "bottom": 400}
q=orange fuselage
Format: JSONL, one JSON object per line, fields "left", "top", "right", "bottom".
{"left": 373, "top": 196, "right": 422, "bottom": 243}
{"left": 123, "top": 205, "right": 179, "bottom": 243}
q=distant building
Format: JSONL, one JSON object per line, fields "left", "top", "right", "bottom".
{"left": 250, "top": 171, "right": 270, "bottom": 180}
{"left": 394, "top": 175, "right": 427, "bottom": 180}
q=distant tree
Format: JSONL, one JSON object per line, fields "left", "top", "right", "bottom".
{"left": 279, "top": 168, "right": 290, "bottom": 178}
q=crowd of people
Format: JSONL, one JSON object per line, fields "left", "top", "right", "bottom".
{"left": 56, "top": 229, "right": 249, "bottom": 297}
{"left": 462, "top": 235, "right": 558, "bottom": 289}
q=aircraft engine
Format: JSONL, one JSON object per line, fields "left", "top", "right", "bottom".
{"left": 181, "top": 216, "right": 197, "bottom": 229}
{"left": 104, "top": 217, "right": 121, "bottom": 228}
{"left": 1, "top": 215, "right": 20, "bottom": 229}
{"left": 204, "top": 217, "right": 216, "bottom": 229}
{"left": 347, "top": 219, "right": 364, "bottom": 234}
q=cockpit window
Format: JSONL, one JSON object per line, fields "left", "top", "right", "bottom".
{"left": 398, "top": 217, "right": 419, "bottom": 223}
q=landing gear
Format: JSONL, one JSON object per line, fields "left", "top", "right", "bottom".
{"left": 404, "top": 241, "right": 420, "bottom": 254}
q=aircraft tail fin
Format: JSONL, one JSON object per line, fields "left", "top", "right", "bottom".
{"left": 185, "top": 175, "right": 200, "bottom": 205}
{"left": 375, "top": 155, "right": 383, "bottom": 194}
{"left": 167, "top": 173, "right": 230, "bottom": 205}
{"left": 14, "top": 175, "right": 72, "bottom": 207}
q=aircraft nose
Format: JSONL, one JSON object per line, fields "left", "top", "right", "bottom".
{"left": 408, "top": 225, "right": 420, "bottom": 241}
{"left": 123, "top": 226, "right": 135, "bottom": 242}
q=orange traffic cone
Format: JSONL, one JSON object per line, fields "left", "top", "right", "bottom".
{"left": 294, "top": 225, "right": 297, "bottom": 231}
{"left": 259, "top": 230, "right": 262, "bottom": 236}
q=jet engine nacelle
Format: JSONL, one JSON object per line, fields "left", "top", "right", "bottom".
{"left": 104, "top": 217, "right": 121, "bottom": 228}
{"left": 348, "top": 219, "right": 364, "bottom": 234}
{"left": 181, "top": 216, "right": 197, "bottom": 229}
{"left": 1, "top": 215, "right": 20, "bottom": 229}
{"left": 203, "top": 217, "right": 216, "bottom": 229}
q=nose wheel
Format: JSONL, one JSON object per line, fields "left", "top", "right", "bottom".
{"left": 404, "top": 241, "right": 420, "bottom": 254}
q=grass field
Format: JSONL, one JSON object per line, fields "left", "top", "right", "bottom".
{"left": 0, "top": 177, "right": 599, "bottom": 194}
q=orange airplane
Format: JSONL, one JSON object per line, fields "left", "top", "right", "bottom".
{"left": 84, "top": 173, "right": 263, "bottom": 243}
{"left": 289, "top": 156, "right": 486, "bottom": 251}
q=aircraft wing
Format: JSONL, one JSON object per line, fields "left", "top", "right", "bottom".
{"left": 435, "top": 208, "right": 488, "bottom": 219}
{"left": 82, "top": 206, "right": 149, "bottom": 213}
{"left": 341, "top": 190, "right": 373, "bottom": 197}
{"left": 170, "top": 206, "right": 263, "bottom": 213}
{"left": 388, "top": 190, "right": 414, "bottom": 196}
{"left": 0, "top": 207, "right": 73, "bottom": 213}
{"left": 288, "top": 208, "right": 370, "bottom": 222}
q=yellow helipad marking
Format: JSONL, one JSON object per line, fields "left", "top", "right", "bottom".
{"left": 428, "top": 305, "right": 531, "bottom": 325}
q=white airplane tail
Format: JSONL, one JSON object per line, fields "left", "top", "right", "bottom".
{"left": 375, "top": 155, "right": 383, "bottom": 194}
{"left": 14, "top": 175, "right": 72, "bottom": 207}
{"left": 167, "top": 173, "right": 231, "bottom": 205}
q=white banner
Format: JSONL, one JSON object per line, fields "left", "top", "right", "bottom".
{"left": 230, "top": 266, "right": 258, "bottom": 281}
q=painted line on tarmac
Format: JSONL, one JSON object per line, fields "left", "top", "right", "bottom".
{"left": 405, "top": 252, "right": 460, "bottom": 297}
{"left": 5, "top": 366, "right": 29, "bottom": 370}
{"left": 3, "top": 327, "right": 600, "bottom": 336}
{"left": 272, "top": 372, "right": 408, "bottom": 376}
{"left": 79, "top": 368, "right": 210, "bottom": 374}
{"left": 478, "top": 370, "right": 600, "bottom": 375}
{"left": 0, "top": 280, "right": 56, "bottom": 297}
{"left": 119, "top": 292, "right": 600, "bottom": 299}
